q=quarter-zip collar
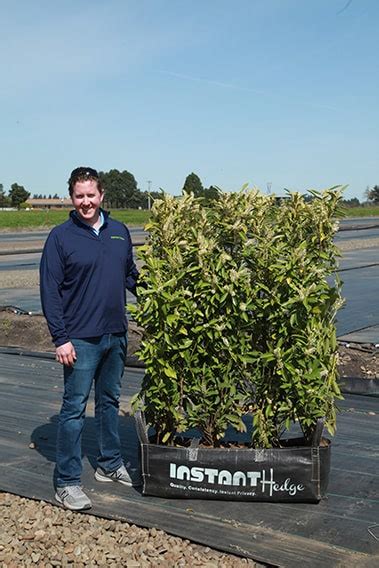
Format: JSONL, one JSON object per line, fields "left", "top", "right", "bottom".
{"left": 70, "top": 208, "right": 109, "bottom": 233}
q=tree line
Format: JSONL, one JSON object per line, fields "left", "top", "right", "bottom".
{"left": 1, "top": 171, "right": 379, "bottom": 209}
{"left": 0, "top": 169, "right": 162, "bottom": 210}
{"left": 182, "top": 174, "right": 379, "bottom": 207}
{"left": 99, "top": 170, "right": 220, "bottom": 208}
{"left": 0, "top": 170, "right": 216, "bottom": 210}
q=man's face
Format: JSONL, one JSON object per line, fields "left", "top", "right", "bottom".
{"left": 71, "top": 179, "right": 104, "bottom": 224}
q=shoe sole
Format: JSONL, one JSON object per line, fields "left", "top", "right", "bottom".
{"left": 94, "top": 470, "right": 142, "bottom": 487}
{"left": 55, "top": 492, "right": 92, "bottom": 511}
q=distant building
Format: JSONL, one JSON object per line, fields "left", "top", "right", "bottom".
{"left": 26, "top": 198, "right": 72, "bottom": 210}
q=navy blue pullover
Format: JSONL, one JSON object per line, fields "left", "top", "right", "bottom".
{"left": 40, "top": 209, "right": 138, "bottom": 347}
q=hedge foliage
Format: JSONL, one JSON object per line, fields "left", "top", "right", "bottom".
{"left": 130, "top": 187, "right": 344, "bottom": 448}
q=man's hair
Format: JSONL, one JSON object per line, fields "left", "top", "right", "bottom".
{"left": 68, "top": 166, "right": 103, "bottom": 196}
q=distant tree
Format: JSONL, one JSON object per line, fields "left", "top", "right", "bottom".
{"left": 364, "top": 186, "right": 370, "bottom": 203}
{"left": 341, "top": 197, "right": 360, "bottom": 207}
{"left": 204, "top": 185, "right": 220, "bottom": 203}
{"left": 303, "top": 194, "right": 314, "bottom": 203}
{"left": 182, "top": 172, "right": 204, "bottom": 197}
{"left": 53, "top": 193, "right": 59, "bottom": 199}
{"left": 0, "top": 183, "right": 10, "bottom": 207}
{"left": 366, "top": 185, "right": 379, "bottom": 204}
{"left": 140, "top": 189, "right": 162, "bottom": 209}
{"left": 149, "top": 190, "right": 162, "bottom": 203}
{"left": 48, "top": 194, "right": 52, "bottom": 199}
{"left": 99, "top": 169, "right": 139, "bottom": 208}
{"left": 9, "top": 183, "right": 30, "bottom": 209}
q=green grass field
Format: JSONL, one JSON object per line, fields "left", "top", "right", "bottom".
{"left": 0, "top": 209, "right": 151, "bottom": 230}
{"left": 0, "top": 205, "right": 378, "bottom": 230}
{"left": 341, "top": 206, "right": 379, "bottom": 218}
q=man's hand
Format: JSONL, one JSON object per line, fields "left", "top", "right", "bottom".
{"left": 56, "top": 341, "right": 77, "bottom": 367}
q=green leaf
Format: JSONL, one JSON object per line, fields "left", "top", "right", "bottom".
{"left": 162, "top": 432, "right": 171, "bottom": 443}
{"left": 163, "top": 366, "right": 177, "bottom": 379}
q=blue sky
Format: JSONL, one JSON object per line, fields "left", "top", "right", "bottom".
{"left": 0, "top": 0, "right": 377, "bottom": 199}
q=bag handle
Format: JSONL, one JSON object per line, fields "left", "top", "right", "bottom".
{"left": 135, "top": 410, "right": 149, "bottom": 445}
{"left": 311, "top": 418, "right": 324, "bottom": 447}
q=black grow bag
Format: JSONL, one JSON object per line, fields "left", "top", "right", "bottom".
{"left": 135, "top": 412, "right": 331, "bottom": 503}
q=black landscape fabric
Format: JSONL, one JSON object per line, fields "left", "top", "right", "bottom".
{"left": 0, "top": 353, "right": 378, "bottom": 567}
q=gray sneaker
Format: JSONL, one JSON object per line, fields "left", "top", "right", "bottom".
{"left": 55, "top": 485, "right": 92, "bottom": 511}
{"left": 95, "top": 464, "right": 142, "bottom": 487}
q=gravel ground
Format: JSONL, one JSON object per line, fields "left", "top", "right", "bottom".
{"left": 4, "top": 236, "right": 371, "bottom": 316}
{"left": 1, "top": 235, "right": 379, "bottom": 291}
{"left": 0, "top": 240, "right": 45, "bottom": 252}
{"left": 337, "top": 236, "right": 379, "bottom": 251}
{"left": 0, "top": 269, "right": 39, "bottom": 289}
{"left": 0, "top": 493, "right": 261, "bottom": 567}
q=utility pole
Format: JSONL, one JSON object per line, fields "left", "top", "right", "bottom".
{"left": 147, "top": 180, "right": 152, "bottom": 210}
{"left": 266, "top": 182, "right": 272, "bottom": 195}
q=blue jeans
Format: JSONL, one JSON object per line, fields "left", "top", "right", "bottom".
{"left": 56, "top": 332, "right": 127, "bottom": 487}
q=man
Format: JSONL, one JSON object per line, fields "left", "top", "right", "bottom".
{"left": 40, "top": 166, "right": 140, "bottom": 511}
